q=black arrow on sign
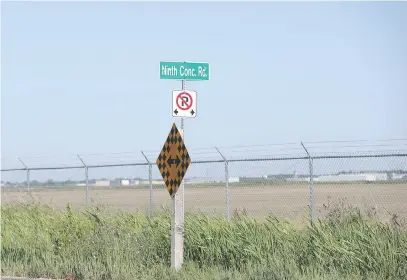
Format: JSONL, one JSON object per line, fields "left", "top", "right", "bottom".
{"left": 174, "top": 109, "right": 178, "bottom": 115}
{"left": 190, "top": 110, "right": 195, "bottom": 116}
{"left": 167, "top": 155, "right": 181, "bottom": 167}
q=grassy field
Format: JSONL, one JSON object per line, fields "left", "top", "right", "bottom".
{"left": 1, "top": 202, "right": 407, "bottom": 280}
{"left": 2, "top": 183, "right": 406, "bottom": 222}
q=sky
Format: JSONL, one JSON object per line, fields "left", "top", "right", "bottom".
{"left": 1, "top": 1, "right": 407, "bottom": 181}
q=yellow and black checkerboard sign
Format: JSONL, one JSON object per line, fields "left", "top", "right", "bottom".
{"left": 156, "top": 123, "right": 191, "bottom": 198}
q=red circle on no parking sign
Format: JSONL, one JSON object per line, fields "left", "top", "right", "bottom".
{"left": 176, "top": 92, "right": 193, "bottom": 111}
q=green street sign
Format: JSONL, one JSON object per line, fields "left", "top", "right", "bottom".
{"left": 160, "top": 61, "right": 209, "bottom": 81}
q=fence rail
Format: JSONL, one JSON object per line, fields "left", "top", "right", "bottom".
{"left": 2, "top": 142, "right": 407, "bottom": 223}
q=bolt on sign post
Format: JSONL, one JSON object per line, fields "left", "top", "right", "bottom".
{"left": 159, "top": 61, "right": 209, "bottom": 270}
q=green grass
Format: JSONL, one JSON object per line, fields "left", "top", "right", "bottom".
{"left": 1, "top": 202, "right": 407, "bottom": 280}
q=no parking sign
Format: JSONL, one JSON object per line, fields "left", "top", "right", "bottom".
{"left": 172, "top": 90, "right": 197, "bottom": 118}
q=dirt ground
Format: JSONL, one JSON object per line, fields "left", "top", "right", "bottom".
{"left": 2, "top": 183, "right": 406, "bottom": 222}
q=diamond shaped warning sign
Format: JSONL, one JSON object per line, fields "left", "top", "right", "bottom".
{"left": 156, "top": 123, "right": 191, "bottom": 198}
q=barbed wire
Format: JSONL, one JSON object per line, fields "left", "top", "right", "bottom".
{"left": 3, "top": 138, "right": 406, "bottom": 160}
{"left": 303, "top": 138, "right": 407, "bottom": 144}
{"left": 1, "top": 139, "right": 407, "bottom": 170}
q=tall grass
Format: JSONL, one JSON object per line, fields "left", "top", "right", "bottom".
{"left": 1, "top": 201, "right": 406, "bottom": 280}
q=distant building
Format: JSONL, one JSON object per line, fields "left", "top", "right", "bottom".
{"left": 239, "top": 176, "right": 268, "bottom": 182}
{"left": 120, "top": 179, "right": 140, "bottom": 186}
{"left": 121, "top": 179, "right": 130, "bottom": 186}
{"left": 389, "top": 172, "right": 407, "bottom": 180}
{"left": 94, "top": 180, "right": 111, "bottom": 187}
{"left": 130, "top": 179, "right": 140, "bottom": 186}
{"left": 228, "top": 177, "right": 240, "bottom": 183}
{"left": 286, "top": 177, "right": 312, "bottom": 182}
{"left": 150, "top": 180, "right": 164, "bottom": 185}
{"left": 317, "top": 173, "right": 387, "bottom": 182}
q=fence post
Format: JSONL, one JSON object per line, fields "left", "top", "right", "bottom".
{"left": 141, "top": 151, "right": 153, "bottom": 218}
{"left": 301, "top": 142, "right": 316, "bottom": 224}
{"left": 27, "top": 169, "right": 30, "bottom": 190}
{"left": 18, "top": 157, "right": 30, "bottom": 191}
{"left": 77, "top": 155, "right": 89, "bottom": 205}
{"left": 215, "top": 147, "right": 230, "bottom": 221}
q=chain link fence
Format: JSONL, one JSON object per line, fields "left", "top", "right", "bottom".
{"left": 2, "top": 142, "right": 407, "bottom": 223}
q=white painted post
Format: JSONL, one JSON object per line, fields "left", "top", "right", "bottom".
{"left": 171, "top": 80, "right": 186, "bottom": 270}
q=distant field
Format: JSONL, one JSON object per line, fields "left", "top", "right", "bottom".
{"left": 3, "top": 179, "right": 407, "bottom": 191}
{"left": 2, "top": 183, "right": 406, "bottom": 221}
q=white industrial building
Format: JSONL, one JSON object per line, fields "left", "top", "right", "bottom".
{"left": 120, "top": 179, "right": 140, "bottom": 186}
{"left": 121, "top": 179, "right": 130, "bottom": 186}
{"left": 94, "top": 180, "right": 111, "bottom": 187}
{"left": 317, "top": 173, "right": 388, "bottom": 182}
{"left": 389, "top": 172, "right": 407, "bottom": 180}
{"left": 286, "top": 177, "right": 312, "bottom": 182}
{"left": 185, "top": 177, "right": 222, "bottom": 184}
{"left": 228, "top": 177, "right": 240, "bottom": 183}
{"left": 183, "top": 177, "right": 240, "bottom": 184}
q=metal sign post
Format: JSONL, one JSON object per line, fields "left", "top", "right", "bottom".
{"left": 215, "top": 147, "right": 230, "bottom": 221}
{"left": 141, "top": 151, "right": 154, "bottom": 218}
{"left": 18, "top": 157, "right": 30, "bottom": 191}
{"left": 301, "top": 142, "right": 315, "bottom": 224}
{"left": 77, "top": 155, "right": 89, "bottom": 205}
